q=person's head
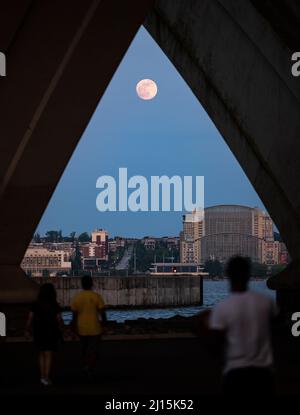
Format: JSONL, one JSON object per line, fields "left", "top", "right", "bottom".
{"left": 81, "top": 275, "right": 93, "bottom": 290}
{"left": 226, "top": 256, "right": 251, "bottom": 292}
{"left": 38, "top": 283, "right": 57, "bottom": 304}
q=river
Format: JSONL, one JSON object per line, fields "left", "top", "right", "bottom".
{"left": 63, "top": 279, "right": 275, "bottom": 323}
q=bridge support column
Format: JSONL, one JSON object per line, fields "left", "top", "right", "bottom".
{"left": 268, "top": 261, "right": 300, "bottom": 317}
{"left": 0, "top": 266, "right": 38, "bottom": 336}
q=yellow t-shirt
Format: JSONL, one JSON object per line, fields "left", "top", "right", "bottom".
{"left": 71, "top": 290, "right": 105, "bottom": 336}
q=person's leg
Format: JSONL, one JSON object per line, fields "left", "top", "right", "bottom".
{"left": 250, "top": 367, "right": 275, "bottom": 395}
{"left": 44, "top": 351, "right": 53, "bottom": 381}
{"left": 39, "top": 351, "right": 46, "bottom": 380}
{"left": 223, "top": 368, "right": 249, "bottom": 395}
{"left": 80, "top": 336, "right": 89, "bottom": 368}
{"left": 86, "top": 335, "right": 101, "bottom": 369}
{"left": 223, "top": 367, "right": 275, "bottom": 395}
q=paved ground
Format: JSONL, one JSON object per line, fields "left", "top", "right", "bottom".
{"left": 1, "top": 331, "right": 300, "bottom": 396}
{"left": 115, "top": 246, "right": 133, "bottom": 271}
{"left": 0, "top": 337, "right": 221, "bottom": 395}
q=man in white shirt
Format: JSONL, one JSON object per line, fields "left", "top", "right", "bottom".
{"left": 209, "top": 256, "right": 278, "bottom": 395}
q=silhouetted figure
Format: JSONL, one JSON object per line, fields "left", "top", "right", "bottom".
{"left": 25, "top": 283, "right": 63, "bottom": 386}
{"left": 208, "top": 256, "right": 278, "bottom": 395}
{"left": 71, "top": 275, "right": 107, "bottom": 376}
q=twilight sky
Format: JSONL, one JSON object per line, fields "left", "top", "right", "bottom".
{"left": 36, "top": 27, "right": 265, "bottom": 238}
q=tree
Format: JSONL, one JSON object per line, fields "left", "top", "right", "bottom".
{"left": 45, "top": 230, "right": 59, "bottom": 243}
{"left": 78, "top": 232, "right": 91, "bottom": 243}
{"left": 204, "top": 259, "right": 223, "bottom": 277}
{"left": 69, "top": 232, "right": 76, "bottom": 242}
{"left": 33, "top": 233, "right": 41, "bottom": 243}
{"left": 270, "top": 264, "right": 286, "bottom": 276}
{"left": 42, "top": 269, "right": 49, "bottom": 277}
{"left": 251, "top": 262, "right": 268, "bottom": 278}
{"left": 128, "top": 240, "right": 180, "bottom": 273}
{"left": 58, "top": 230, "right": 63, "bottom": 242}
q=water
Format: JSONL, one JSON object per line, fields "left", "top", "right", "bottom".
{"left": 63, "top": 279, "right": 275, "bottom": 324}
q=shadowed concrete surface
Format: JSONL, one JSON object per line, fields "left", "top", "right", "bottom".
{"left": 1, "top": 0, "right": 300, "bottom": 305}
{"left": 0, "top": 331, "right": 300, "bottom": 395}
{"left": 0, "top": 0, "right": 300, "bottom": 303}
{"left": 0, "top": 0, "right": 154, "bottom": 302}
{"left": 0, "top": 338, "right": 222, "bottom": 396}
{"left": 144, "top": 0, "right": 300, "bottom": 296}
{"left": 1, "top": 1, "right": 300, "bottom": 396}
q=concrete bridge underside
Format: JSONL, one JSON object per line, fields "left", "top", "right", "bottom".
{"left": 0, "top": 0, "right": 300, "bottom": 306}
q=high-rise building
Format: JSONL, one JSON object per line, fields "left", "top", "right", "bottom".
{"left": 91, "top": 229, "right": 108, "bottom": 247}
{"left": 180, "top": 209, "right": 203, "bottom": 263}
{"left": 253, "top": 207, "right": 274, "bottom": 241}
{"left": 201, "top": 205, "right": 275, "bottom": 264}
{"left": 81, "top": 229, "right": 108, "bottom": 271}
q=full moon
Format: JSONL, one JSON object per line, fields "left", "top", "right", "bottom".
{"left": 136, "top": 79, "right": 158, "bottom": 100}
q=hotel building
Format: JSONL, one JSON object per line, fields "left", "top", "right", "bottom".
{"left": 180, "top": 209, "right": 203, "bottom": 264}
{"left": 201, "top": 205, "right": 279, "bottom": 264}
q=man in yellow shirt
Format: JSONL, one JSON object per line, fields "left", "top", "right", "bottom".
{"left": 71, "top": 275, "right": 107, "bottom": 373}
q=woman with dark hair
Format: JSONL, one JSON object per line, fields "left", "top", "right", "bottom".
{"left": 25, "top": 283, "right": 63, "bottom": 386}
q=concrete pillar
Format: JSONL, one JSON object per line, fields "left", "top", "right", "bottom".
{"left": 0, "top": 0, "right": 154, "bottom": 303}
{"left": 145, "top": 0, "right": 300, "bottom": 308}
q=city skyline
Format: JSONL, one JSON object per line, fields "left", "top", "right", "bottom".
{"left": 36, "top": 27, "right": 266, "bottom": 238}
{"left": 26, "top": 204, "right": 287, "bottom": 278}
{"left": 34, "top": 202, "right": 278, "bottom": 240}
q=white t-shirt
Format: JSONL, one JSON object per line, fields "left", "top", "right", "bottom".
{"left": 209, "top": 290, "right": 277, "bottom": 373}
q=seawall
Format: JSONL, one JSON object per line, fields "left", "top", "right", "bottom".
{"left": 33, "top": 275, "right": 203, "bottom": 308}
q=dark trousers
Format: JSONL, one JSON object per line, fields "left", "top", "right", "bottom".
{"left": 223, "top": 366, "right": 275, "bottom": 395}
{"left": 79, "top": 335, "right": 101, "bottom": 369}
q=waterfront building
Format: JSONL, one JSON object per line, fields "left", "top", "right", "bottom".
{"left": 149, "top": 262, "right": 205, "bottom": 276}
{"left": 262, "top": 239, "right": 289, "bottom": 265}
{"left": 21, "top": 247, "right": 72, "bottom": 276}
{"left": 180, "top": 209, "right": 203, "bottom": 264}
{"left": 201, "top": 205, "right": 277, "bottom": 264}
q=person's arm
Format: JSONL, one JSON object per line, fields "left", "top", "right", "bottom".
{"left": 70, "top": 298, "right": 79, "bottom": 337}
{"left": 270, "top": 299, "right": 281, "bottom": 335}
{"left": 56, "top": 312, "right": 65, "bottom": 331}
{"left": 198, "top": 306, "right": 226, "bottom": 356}
{"left": 70, "top": 311, "right": 78, "bottom": 332}
{"left": 100, "top": 308, "right": 107, "bottom": 324}
{"left": 98, "top": 295, "right": 107, "bottom": 326}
